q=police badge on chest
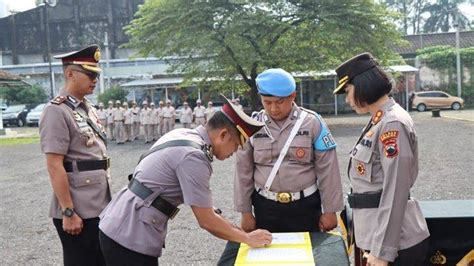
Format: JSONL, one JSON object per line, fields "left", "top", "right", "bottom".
{"left": 75, "top": 111, "right": 95, "bottom": 147}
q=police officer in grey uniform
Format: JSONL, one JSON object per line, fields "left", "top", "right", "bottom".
{"left": 193, "top": 99, "right": 206, "bottom": 126}
{"left": 97, "top": 102, "right": 107, "bottom": 128}
{"left": 234, "top": 68, "right": 343, "bottom": 233}
{"left": 333, "top": 53, "right": 429, "bottom": 265}
{"left": 39, "top": 45, "right": 110, "bottom": 266}
{"left": 98, "top": 95, "right": 272, "bottom": 266}
{"left": 106, "top": 100, "right": 115, "bottom": 140}
{"left": 180, "top": 101, "right": 193, "bottom": 128}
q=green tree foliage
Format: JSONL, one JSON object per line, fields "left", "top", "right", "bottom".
{"left": 383, "top": 0, "right": 472, "bottom": 34}
{"left": 422, "top": 0, "right": 471, "bottom": 33}
{"left": 0, "top": 85, "right": 48, "bottom": 105}
{"left": 384, "top": 0, "right": 427, "bottom": 34}
{"left": 418, "top": 45, "right": 474, "bottom": 103}
{"left": 97, "top": 86, "right": 128, "bottom": 105}
{"left": 124, "top": 0, "right": 403, "bottom": 110}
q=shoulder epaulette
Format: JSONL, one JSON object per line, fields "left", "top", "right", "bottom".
{"left": 300, "top": 107, "right": 318, "bottom": 117}
{"left": 50, "top": 96, "right": 67, "bottom": 105}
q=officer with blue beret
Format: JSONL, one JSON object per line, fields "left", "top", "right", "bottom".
{"left": 233, "top": 68, "right": 344, "bottom": 233}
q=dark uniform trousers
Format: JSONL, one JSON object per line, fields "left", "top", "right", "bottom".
{"left": 361, "top": 238, "right": 429, "bottom": 266}
{"left": 252, "top": 190, "right": 322, "bottom": 232}
{"left": 53, "top": 217, "right": 105, "bottom": 266}
{"left": 99, "top": 230, "right": 158, "bottom": 266}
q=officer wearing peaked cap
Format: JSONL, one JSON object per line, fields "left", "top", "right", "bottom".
{"left": 98, "top": 95, "right": 272, "bottom": 265}
{"left": 97, "top": 102, "right": 107, "bottom": 130}
{"left": 131, "top": 101, "right": 141, "bottom": 140}
{"left": 107, "top": 100, "right": 115, "bottom": 140}
{"left": 232, "top": 68, "right": 344, "bottom": 234}
{"left": 141, "top": 100, "right": 153, "bottom": 143}
{"left": 194, "top": 99, "right": 206, "bottom": 126}
{"left": 334, "top": 52, "right": 429, "bottom": 265}
{"left": 39, "top": 45, "right": 110, "bottom": 266}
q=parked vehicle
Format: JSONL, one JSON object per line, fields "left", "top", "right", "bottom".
{"left": 1, "top": 104, "right": 30, "bottom": 127}
{"left": 411, "top": 91, "right": 464, "bottom": 112}
{"left": 26, "top": 103, "right": 46, "bottom": 127}
{"left": 175, "top": 105, "right": 183, "bottom": 122}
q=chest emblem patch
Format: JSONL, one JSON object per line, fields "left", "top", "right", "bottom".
{"left": 296, "top": 148, "right": 305, "bottom": 158}
{"left": 356, "top": 162, "right": 366, "bottom": 175}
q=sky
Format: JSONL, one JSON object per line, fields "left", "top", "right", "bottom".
{"left": 2, "top": 0, "right": 474, "bottom": 26}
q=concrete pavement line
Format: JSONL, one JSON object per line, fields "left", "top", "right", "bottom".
{"left": 441, "top": 115, "right": 474, "bottom": 122}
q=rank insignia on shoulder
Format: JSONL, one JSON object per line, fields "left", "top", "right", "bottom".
{"left": 372, "top": 110, "right": 384, "bottom": 125}
{"left": 51, "top": 96, "right": 66, "bottom": 105}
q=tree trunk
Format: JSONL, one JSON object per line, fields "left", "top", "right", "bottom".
{"left": 248, "top": 79, "right": 262, "bottom": 112}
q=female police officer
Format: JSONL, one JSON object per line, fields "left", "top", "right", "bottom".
{"left": 333, "top": 53, "right": 429, "bottom": 265}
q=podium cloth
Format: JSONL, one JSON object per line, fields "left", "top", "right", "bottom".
{"left": 217, "top": 232, "right": 349, "bottom": 266}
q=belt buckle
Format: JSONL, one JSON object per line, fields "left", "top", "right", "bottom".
{"left": 169, "top": 208, "right": 180, "bottom": 219}
{"left": 106, "top": 157, "right": 110, "bottom": 169}
{"left": 276, "top": 192, "right": 292, "bottom": 203}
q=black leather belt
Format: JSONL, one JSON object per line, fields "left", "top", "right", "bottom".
{"left": 128, "top": 177, "right": 180, "bottom": 219}
{"left": 348, "top": 191, "right": 410, "bottom": 209}
{"left": 64, "top": 158, "right": 110, "bottom": 172}
{"left": 348, "top": 192, "right": 382, "bottom": 208}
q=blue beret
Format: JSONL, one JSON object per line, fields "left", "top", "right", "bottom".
{"left": 256, "top": 68, "right": 296, "bottom": 97}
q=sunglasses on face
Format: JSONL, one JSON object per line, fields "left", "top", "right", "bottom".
{"left": 72, "top": 69, "right": 99, "bottom": 80}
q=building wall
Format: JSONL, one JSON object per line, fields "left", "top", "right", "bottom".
{"left": 0, "top": 0, "right": 143, "bottom": 65}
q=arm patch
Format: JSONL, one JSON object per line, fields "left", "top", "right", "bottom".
{"left": 313, "top": 114, "right": 337, "bottom": 151}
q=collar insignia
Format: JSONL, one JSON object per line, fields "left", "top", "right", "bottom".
{"left": 204, "top": 144, "right": 214, "bottom": 162}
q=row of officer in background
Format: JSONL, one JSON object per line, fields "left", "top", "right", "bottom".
{"left": 96, "top": 97, "right": 235, "bottom": 144}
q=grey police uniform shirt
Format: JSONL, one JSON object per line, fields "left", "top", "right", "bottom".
{"left": 234, "top": 104, "right": 343, "bottom": 214}
{"left": 39, "top": 91, "right": 111, "bottom": 219}
{"left": 349, "top": 99, "right": 429, "bottom": 262}
{"left": 99, "top": 125, "right": 213, "bottom": 257}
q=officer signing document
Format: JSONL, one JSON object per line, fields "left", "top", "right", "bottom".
{"left": 98, "top": 95, "right": 272, "bottom": 266}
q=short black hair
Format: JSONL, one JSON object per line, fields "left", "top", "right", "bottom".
{"left": 206, "top": 111, "right": 239, "bottom": 136}
{"left": 351, "top": 66, "right": 392, "bottom": 106}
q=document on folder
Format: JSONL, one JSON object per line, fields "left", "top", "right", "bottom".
{"left": 235, "top": 232, "right": 315, "bottom": 265}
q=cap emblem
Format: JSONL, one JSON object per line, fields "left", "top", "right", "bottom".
{"left": 94, "top": 49, "right": 101, "bottom": 61}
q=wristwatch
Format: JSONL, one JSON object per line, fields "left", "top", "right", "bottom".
{"left": 62, "top": 208, "right": 75, "bottom": 218}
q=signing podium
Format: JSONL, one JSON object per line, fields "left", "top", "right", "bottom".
{"left": 218, "top": 232, "right": 349, "bottom": 266}
{"left": 420, "top": 200, "right": 474, "bottom": 265}
{"left": 352, "top": 200, "right": 474, "bottom": 266}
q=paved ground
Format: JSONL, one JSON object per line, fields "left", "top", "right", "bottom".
{"left": 0, "top": 109, "right": 473, "bottom": 265}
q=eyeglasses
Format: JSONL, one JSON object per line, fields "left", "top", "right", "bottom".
{"left": 72, "top": 69, "right": 99, "bottom": 80}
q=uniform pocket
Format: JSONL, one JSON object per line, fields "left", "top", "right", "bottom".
{"left": 253, "top": 139, "right": 273, "bottom": 164}
{"left": 288, "top": 137, "right": 312, "bottom": 163}
{"left": 350, "top": 145, "right": 374, "bottom": 182}
{"left": 139, "top": 206, "right": 167, "bottom": 232}
{"left": 71, "top": 169, "right": 105, "bottom": 187}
